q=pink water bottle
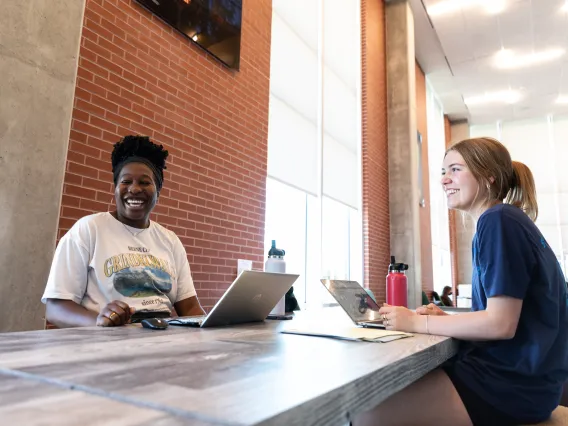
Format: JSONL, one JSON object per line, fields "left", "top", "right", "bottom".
{"left": 386, "top": 256, "right": 408, "bottom": 307}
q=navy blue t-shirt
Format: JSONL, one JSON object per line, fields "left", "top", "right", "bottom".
{"left": 453, "top": 204, "right": 568, "bottom": 423}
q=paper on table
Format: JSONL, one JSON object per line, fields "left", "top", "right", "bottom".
{"left": 281, "top": 325, "right": 413, "bottom": 343}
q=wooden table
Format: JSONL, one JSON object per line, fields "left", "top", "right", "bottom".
{"left": 0, "top": 373, "right": 196, "bottom": 425}
{"left": 0, "top": 310, "right": 457, "bottom": 425}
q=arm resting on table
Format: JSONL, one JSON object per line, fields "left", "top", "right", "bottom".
{"left": 45, "top": 298, "right": 97, "bottom": 328}
{"left": 416, "top": 296, "right": 522, "bottom": 341}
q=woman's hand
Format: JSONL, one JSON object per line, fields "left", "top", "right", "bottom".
{"left": 416, "top": 303, "right": 447, "bottom": 316}
{"left": 378, "top": 303, "right": 418, "bottom": 332}
{"left": 96, "top": 300, "right": 135, "bottom": 327}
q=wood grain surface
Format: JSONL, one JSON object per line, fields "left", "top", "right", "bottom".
{"left": 0, "top": 372, "right": 218, "bottom": 425}
{"left": 0, "top": 309, "right": 458, "bottom": 425}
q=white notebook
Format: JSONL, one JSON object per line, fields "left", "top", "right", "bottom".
{"left": 281, "top": 325, "right": 413, "bottom": 343}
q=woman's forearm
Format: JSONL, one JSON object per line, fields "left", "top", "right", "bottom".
{"left": 174, "top": 296, "right": 205, "bottom": 317}
{"left": 45, "top": 299, "right": 98, "bottom": 328}
{"left": 413, "top": 310, "right": 516, "bottom": 341}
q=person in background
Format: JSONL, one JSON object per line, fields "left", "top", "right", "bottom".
{"left": 431, "top": 290, "right": 443, "bottom": 306}
{"left": 421, "top": 290, "right": 429, "bottom": 306}
{"left": 441, "top": 285, "right": 453, "bottom": 307}
{"left": 42, "top": 135, "right": 205, "bottom": 327}
{"left": 355, "top": 138, "right": 568, "bottom": 425}
{"left": 422, "top": 290, "right": 444, "bottom": 306}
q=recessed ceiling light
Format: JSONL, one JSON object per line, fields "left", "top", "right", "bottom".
{"left": 484, "top": 0, "right": 507, "bottom": 14}
{"left": 464, "top": 90, "right": 521, "bottom": 106}
{"left": 562, "top": 2, "right": 568, "bottom": 12}
{"left": 428, "top": 0, "right": 506, "bottom": 17}
{"left": 556, "top": 96, "right": 568, "bottom": 104}
{"left": 493, "top": 48, "right": 565, "bottom": 69}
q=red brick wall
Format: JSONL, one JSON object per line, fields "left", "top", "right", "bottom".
{"left": 60, "top": 0, "right": 272, "bottom": 310}
{"left": 445, "top": 116, "right": 459, "bottom": 305}
{"left": 361, "top": 0, "right": 390, "bottom": 303}
{"left": 415, "top": 62, "right": 434, "bottom": 297}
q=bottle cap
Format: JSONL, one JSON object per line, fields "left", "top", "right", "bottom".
{"left": 268, "top": 240, "right": 285, "bottom": 258}
{"left": 388, "top": 255, "right": 408, "bottom": 272}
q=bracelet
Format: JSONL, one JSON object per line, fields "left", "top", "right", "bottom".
{"left": 426, "top": 315, "right": 430, "bottom": 334}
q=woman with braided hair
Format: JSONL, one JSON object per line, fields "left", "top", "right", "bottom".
{"left": 43, "top": 135, "right": 204, "bottom": 327}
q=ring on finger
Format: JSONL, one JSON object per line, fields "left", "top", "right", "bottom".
{"left": 109, "top": 312, "right": 119, "bottom": 321}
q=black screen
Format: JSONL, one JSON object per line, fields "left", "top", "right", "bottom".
{"left": 135, "top": 0, "right": 242, "bottom": 69}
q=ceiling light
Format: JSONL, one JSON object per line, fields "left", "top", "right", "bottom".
{"left": 485, "top": 1, "right": 507, "bottom": 14}
{"left": 562, "top": 1, "right": 568, "bottom": 12}
{"left": 428, "top": 0, "right": 506, "bottom": 17}
{"left": 493, "top": 48, "right": 565, "bottom": 69}
{"left": 464, "top": 90, "right": 521, "bottom": 106}
{"left": 556, "top": 96, "right": 568, "bottom": 104}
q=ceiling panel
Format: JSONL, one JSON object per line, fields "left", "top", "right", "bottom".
{"left": 417, "top": 0, "right": 568, "bottom": 125}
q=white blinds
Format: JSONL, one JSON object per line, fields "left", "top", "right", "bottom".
{"left": 268, "top": 8, "right": 319, "bottom": 195}
{"left": 553, "top": 118, "right": 568, "bottom": 266}
{"left": 267, "top": 95, "right": 318, "bottom": 194}
{"left": 322, "top": 0, "right": 359, "bottom": 208}
{"left": 268, "top": 0, "right": 360, "bottom": 209}
{"left": 500, "top": 119, "right": 561, "bottom": 254}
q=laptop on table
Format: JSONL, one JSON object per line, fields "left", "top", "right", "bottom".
{"left": 320, "top": 279, "right": 385, "bottom": 329}
{"left": 168, "top": 270, "right": 299, "bottom": 328}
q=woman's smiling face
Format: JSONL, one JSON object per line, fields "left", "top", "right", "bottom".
{"left": 441, "top": 150, "right": 483, "bottom": 213}
{"left": 114, "top": 162, "right": 158, "bottom": 227}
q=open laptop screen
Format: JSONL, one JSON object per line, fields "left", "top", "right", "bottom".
{"left": 321, "top": 279, "right": 382, "bottom": 323}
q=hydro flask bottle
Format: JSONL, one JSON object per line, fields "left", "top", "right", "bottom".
{"left": 386, "top": 255, "right": 409, "bottom": 307}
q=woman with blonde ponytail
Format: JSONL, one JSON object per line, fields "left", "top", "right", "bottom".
{"left": 355, "top": 137, "right": 568, "bottom": 426}
{"left": 505, "top": 161, "right": 539, "bottom": 222}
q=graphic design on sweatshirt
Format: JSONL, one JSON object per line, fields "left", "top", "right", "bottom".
{"left": 104, "top": 253, "right": 174, "bottom": 298}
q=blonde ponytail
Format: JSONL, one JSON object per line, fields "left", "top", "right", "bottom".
{"left": 505, "top": 161, "right": 538, "bottom": 222}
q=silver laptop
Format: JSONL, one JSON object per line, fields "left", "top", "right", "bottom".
{"left": 320, "top": 279, "right": 385, "bottom": 329}
{"left": 168, "top": 270, "right": 299, "bottom": 328}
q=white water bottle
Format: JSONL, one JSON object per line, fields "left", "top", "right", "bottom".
{"left": 265, "top": 240, "right": 286, "bottom": 316}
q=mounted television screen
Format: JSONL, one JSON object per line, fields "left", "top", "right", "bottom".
{"left": 135, "top": 0, "right": 242, "bottom": 69}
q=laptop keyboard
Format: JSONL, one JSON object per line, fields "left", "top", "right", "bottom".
{"left": 167, "top": 316, "right": 206, "bottom": 326}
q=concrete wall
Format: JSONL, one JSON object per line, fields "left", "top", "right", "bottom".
{"left": 416, "top": 62, "right": 434, "bottom": 297}
{"left": 385, "top": 0, "right": 422, "bottom": 309}
{"left": 449, "top": 121, "right": 474, "bottom": 285}
{"left": 0, "top": 1, "right": 85, "bottom": 331}
{"left": 445, "top": 116, "right": 459, "bottom": 304}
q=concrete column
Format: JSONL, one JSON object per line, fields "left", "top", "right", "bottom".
{"left": 449, "top": 121, "right": 474, "bottom": 286}
{"left": 385, "top": 0, "right": 422, "bottom": 309}
{"left": 0, "top": 1, "right": 85, "bottom": 331}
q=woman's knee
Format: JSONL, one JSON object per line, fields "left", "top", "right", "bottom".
{"left": 352, "top": 369, "right": 471, "bottom": 426}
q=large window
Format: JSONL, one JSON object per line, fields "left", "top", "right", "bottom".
{"left": 263, "top": 179, "right": 311, "bottom": 305}
{"left": 265, "top": 0, "right": 362, "bottom": 308}
{"left": 263, "top": 179, "right": 362, "bottom": 308}
{"left": 471, "top": 117, "right": 568, "bottom": 278}
{"left": 427, "top": 81, "right": 452, "bottom": 295}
